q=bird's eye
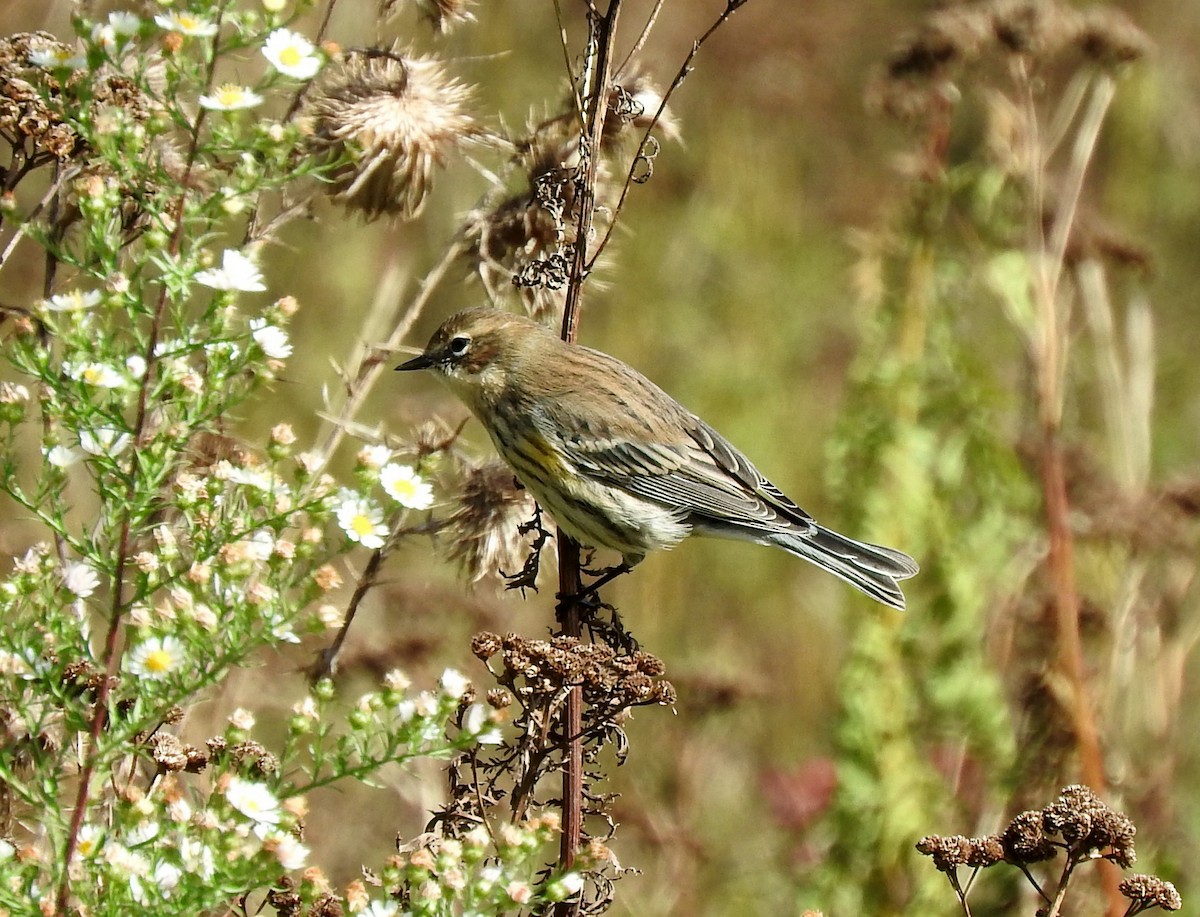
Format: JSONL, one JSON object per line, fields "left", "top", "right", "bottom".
{"left": 448, "top": 335, "right": 470, "bottom": 356}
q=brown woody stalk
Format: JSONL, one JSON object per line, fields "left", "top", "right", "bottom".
{"left": 554, "top": 1, "right": 622, "bottom": 901}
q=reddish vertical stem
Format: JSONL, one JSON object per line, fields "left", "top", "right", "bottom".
{"left": 1040, "top": 421, "right": 1123, "bottom": 913}
{"left": 553, "top": 2, "right": 620, "bottom": 907}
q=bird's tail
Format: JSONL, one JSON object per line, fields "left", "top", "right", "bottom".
{"left": 772, "top": 525, "right": 919, "bottom": 611}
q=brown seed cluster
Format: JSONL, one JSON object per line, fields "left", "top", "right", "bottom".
{"left": 0, "top": 32, "right": 150, "bottom": 164}
{"left": 870, "top": 0, "right": 1151, "bottom": 121}
{"left": 918, "top": 785, "right": 1148, "bottom": 884}
{"left": 916, "top": 833, "right": 1006, "bottom": 871}
{"left": 473, "top": 631, "right": 676, "bottom": 709}
{"left": 147, "top": 733, "right": 208, "bottom": 773}
{"left": 1119, "top": 874, "right": 1183, "bottom": 912}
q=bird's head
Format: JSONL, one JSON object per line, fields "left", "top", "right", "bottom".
{"left": 396, "top": 307, "right": 549, "bottom": 406}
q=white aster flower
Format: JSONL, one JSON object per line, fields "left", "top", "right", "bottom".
{"left": 196, "top": 249, "right": 266, "bottom": 292}
{"left": 63, "top": 561, "right": 100, "bottom": 598}
{"left": 76, "top": 824, "right": 104, "bottom": 857}
{"left": 380, "top": 463, "right": 434, "bottom": 510}
{"left": 463, "top": 703, "right": 502, "bottom": 745}
{"left": 79, "top": 426, "right": 132, "bottom": 457}
{"left": 199, "top": 84, "right": 264, "bottom": 112}
{"left": 266, "top": 831, "right": 310, "bottom": 870}
{"left": 29, "top": 45, "right": 87, "bottom": 70}
{"left": 108, "top": 12, "right": 142, "bottom": 35}
{"left": 225, "top": 777, "right": 281, "bottom": 825}
{"left": 439, "top": 667, "right": 470, "bottom": 699}
{"left": 46, "top": 444, "right": 80, "bottom": 468}
{"left": 70, "top": 361, "right": 127, "bottom": 389}
{"left": 154, "top": 12, "right": 219, "bottom": 37}
{"left": 249, "top": 318, "right": 292, "bottom": 359}
{"left": 44, "top": 289, "right": 101, "bottom": 312}
{"left": 262, "top": 28, "right": 321, "bottom": 79}
{"left": 357, "top": 443, "right": 392, "bottom": 469}
{"left": 126, "top": 635, "right": 186, "bottom": 679}
{"left": 336, "top": 494, "right": 388, "bottom": 549}
{"left": 126, "top": 354, "right": 147, "bottom": 380}
{"left": 364, "top": 901, "right": 400, "bottom": 917}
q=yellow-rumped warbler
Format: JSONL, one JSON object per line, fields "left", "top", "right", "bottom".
{"left": 397, "top": 307, "right": 919, "bottom": 609}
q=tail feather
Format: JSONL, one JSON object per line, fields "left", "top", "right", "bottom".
{"left": 774, "top": 525, "right": 919, "bottom": 611}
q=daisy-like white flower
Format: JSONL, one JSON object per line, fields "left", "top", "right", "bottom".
{"left": 195, "top": 249, "right": 267, "bottom": 292}
{"left": 126, "top": 635, "right": 186, "bottom": 679}
{"left": 265, "top": 831, "right": 310, "bottom": 870}
{"left": 463, "top": 703, "right": 502, "bottom": 745}
{"left": 262, "top": 29, "right": 322, "bottom": 79}
{"left": 79, "top": 426, "right": 132, "bottom": 456}
{"left": 199, "top": 84, "right": 264, "bottom": 112}
{"left": 439, "top": 667, "right": 470, "bottom": 699}
{"left": 154, "top": 12, "right": 219, "bottom": 37}
{"left": 364, "top": 901, "right": 399, "bottom": 917}
{"left": 380, "top": 463, "right": 434, "bottom": 510}
{"left": 249, "top": 319, "right": 292, "bottom": 359}
{"left": 108, "top": 12, "right": 142, "bottom": 36}
{"left": 69, "top": 361, "right": 126, "bottom": 389}
{"left": 225, "top": 777, "right": 281, "bottom": 825}
{"left": 44, "top": 289, "right": 102, "bottom": 312}
{"left": 75, "top": 824, "right": 104, "bottom": 858}
{"left": 28, "top": 45, "right": 87, "bottom": 70}
{"left": 63, "top": 561, "right": 100, "bottom": 598}
{"left": 126, "top": 354, "right": 147, "bottom": 380}
{"left": 357, "top": 443, "right": 392, "bottom": 469}
{"left": 46, "top": 444, "right": 80, "bottom": 468}
{"left": 336, "top": 494, "right": 388, "bottom": 549}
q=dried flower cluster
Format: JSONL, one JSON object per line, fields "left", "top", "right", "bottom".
{"left": 1119, "top": 874, "right": 1183, "bottom": 913}
{"left": 442, "top": 460, "right": 541, "bottom": 585}
{"left": 427, "top": 633, "right": 674, "bottom": 913}
{"left": 870, "top": 0, "right": 1152, "bottom": 121}
{"left": 917, "top": 785, "right": 1179, "bottom": 915}
{"left": 472, "top": 631, "right": 675, "bottom": 709}
{"left": 1, "top": 33, "right": 82, "bottom": 161}
{"left": 305, "top": 49, "right": 479, "bottom": 220}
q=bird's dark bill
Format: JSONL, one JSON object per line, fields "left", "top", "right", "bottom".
{"left": 396, "top": 353, "right": 435, "bottom": 371}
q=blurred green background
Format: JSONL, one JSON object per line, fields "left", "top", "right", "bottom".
{"left": 3, "top": 0, "right": 1199, "bottom": 914}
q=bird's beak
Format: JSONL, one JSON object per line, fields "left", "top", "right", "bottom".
{"left": 396, "top": 351, "right": 436, "bottom": 371}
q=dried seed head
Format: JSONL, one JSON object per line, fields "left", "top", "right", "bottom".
{"left": 1075, "top": 7, "right": 1152, "bottom": 67}
{"left": 443, "top": 462, "right": 540, "bottom": 585}
{"left": 601, "top": 71, "right": 679, "bottom": 149}
{"left": 1119, "top": 874, "right": 1182, "bottom": 911}
{"left": 306, "top": 49, "right": 479, "bottom": 220}
{"left": 416, "top": 0, "right": 478, "bottom": 33}
{"left": 1001, "top": 810, "right": 1058, "bottom": 864}
{"left": 470, "top": 631, "right": 503, "bottom": 660}
{"left": 915, "top": 834, "right": 973, "bottom": 872}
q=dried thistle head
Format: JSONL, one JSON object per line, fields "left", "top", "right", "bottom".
{"left": 416, "top": 0, "right": 477, "bottom": 33}
{"left": 601, "top": 70, "right": 679, "bottom": 150}
{"left": 464, "top": 132, "right": 577, "bottom": 321}
{"left": 442, "top": 461, "right": 540, "bottom": 585}
{"left": 305, "top": 49, "right": 479, "bottom": 220}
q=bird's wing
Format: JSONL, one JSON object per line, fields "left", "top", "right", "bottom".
{"left": 539, "top": 345, "right": 814, "bottom": 532}
{"left": 564, "top": 416, "right": 813, "bottom": 534}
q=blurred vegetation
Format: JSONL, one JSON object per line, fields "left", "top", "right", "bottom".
{"left": 2, "top": 0, "right": 1198, "bottom": 915}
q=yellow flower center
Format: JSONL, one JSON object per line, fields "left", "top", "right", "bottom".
{"left": 351, "top": 514, "right": 375, "bottom": 537}
{"left": 82, "top": 367, "right": 104, "bottom": 384}
{"left": 215, "top": 86, "right": 244, "bottom": 106}
{"left": 178, "top": 15, "right": 200, "bottom": 31}
{"left": 279, "top": 45, "right": 303, "bottom": 67}
{"left": 144, "top": 648, "right": 174, "bottom": 673}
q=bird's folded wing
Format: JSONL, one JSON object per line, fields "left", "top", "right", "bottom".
{"left": 565, "top": 419, "right": 813, "bottom": 532}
